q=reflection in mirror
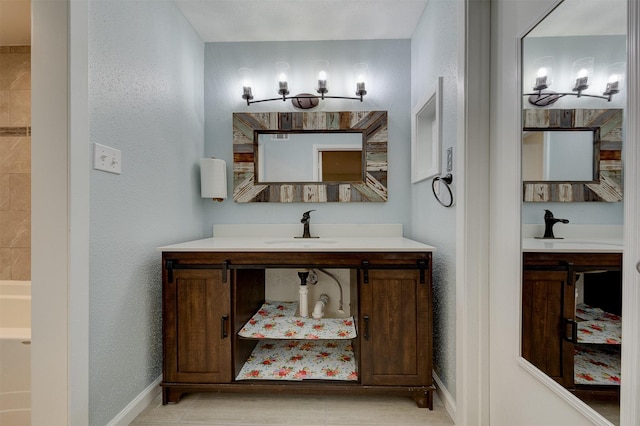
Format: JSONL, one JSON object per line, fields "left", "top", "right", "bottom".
{"left": 319, "top": 151, "right": 362, "bottom": 182}
{"left": 257, "top": 132, "right": 362, "bottom": 183}
{"left": 522, "top": 108, "right": 622, "bottom": 203}
{"left": 522, "top": 130, "right": 595, "bottom": 181}
{"left": 520, "top": 1, "right": 626, "bottom": 424}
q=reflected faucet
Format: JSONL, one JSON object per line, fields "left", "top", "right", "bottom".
{"left": 297, "top": 210, "right": 318, "bottom": 239}
{"left": 540, "top": 209, "right": 570, "bottom": 239}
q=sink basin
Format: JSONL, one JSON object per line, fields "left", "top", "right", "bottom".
{"left": 264, "top": 238, "right": 338, "bottom": 245}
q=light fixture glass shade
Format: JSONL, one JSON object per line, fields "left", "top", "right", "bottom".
{"left": 238, "top": 67, "right": 254, "bottom": 100}
{"left": 200, "top": 158, "right": 227, "bottom": 201}
{"left": 275, "top": 61, "right": 290, "bottom": 96}
{"left": 604, "top": 62, "right": 625, "bottom": 96}
{"left": 532, "top": 56, "right": 554, "bottom": 91}
{"left": 353, "top": 63, "right": 368, "bottom": 96}
{"left": 571, "top": 57, "right": 594, "bottom": 93}
{"left": 314, "top": 60, "right": 330, "bottom": 94}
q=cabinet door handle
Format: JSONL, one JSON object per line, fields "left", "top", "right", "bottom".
{"left": 363, "top": 315, "right": 370, "bottom": 340}
{"left": 222, "top": 260, "right": 229, "bottom": 283}
{"left": 564, "top": 318, "right": 577, "bottom": 344}
{"left": 221, "top": 314, "right": 229, "bottom": 339}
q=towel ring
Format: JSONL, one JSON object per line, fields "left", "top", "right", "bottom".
{"left": 432, "top": 173, "right": 454, "bottom": 207}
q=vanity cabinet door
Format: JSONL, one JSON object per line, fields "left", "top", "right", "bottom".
{"left": 164, "top": 268, "right": 232, "bottom": 384}
{"left": 359, "top": 268, "right": 432, "bottom": 386}
{"left": 522, "top": 268, "right": 575, "bottom": 387}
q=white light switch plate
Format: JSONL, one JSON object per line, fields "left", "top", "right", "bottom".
{"left": 93, "top": 143, "right": 122, "bottom": 174}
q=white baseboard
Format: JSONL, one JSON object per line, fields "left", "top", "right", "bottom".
{"left": 107, "top": 375, "right": 162, "bottom": 426}
{"left": 433, "top": 370, "right": 456, "bottom": 423}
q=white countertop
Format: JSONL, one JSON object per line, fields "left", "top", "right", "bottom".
{"left": 522, "top": 237, "right": 623, "bottom": 253}
{"left": 158, "top": 236, "right": 436, "bottom": 253}
{"left": 521, "top": 224, "right": 623, "bottom": 253}
{"left": 159, "top": 224, "right": 435, "bottom": 252}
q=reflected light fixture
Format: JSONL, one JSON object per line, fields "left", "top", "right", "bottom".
{"left": 525, "top": 57, "right": 624, "bottom": 107}
{"left": 240, "top": 61, "right": 368, "bottom": 109}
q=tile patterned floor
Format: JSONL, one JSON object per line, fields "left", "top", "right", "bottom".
{"left": 130, "top": 392, "right": 454, "bottom": 426}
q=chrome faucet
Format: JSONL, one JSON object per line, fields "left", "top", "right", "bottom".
{"left": 541, "top": 209, "right": 569, "bottom": 239}
{"left": 297, "top": 210, "right": 318, "bottom": 239}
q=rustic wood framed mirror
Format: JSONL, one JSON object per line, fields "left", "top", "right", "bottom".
{"left": 522, "top": 108, "right": 623, "bottom": 202}
{"left": 232, "top": 111, "right": 388, "bottom": 203}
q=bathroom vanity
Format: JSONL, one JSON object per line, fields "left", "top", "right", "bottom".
{"left": 159, "top": 226, "right": 436, "bottom": 408}
{"left": 521, "top": 238, "right": 622, "bottom": 399}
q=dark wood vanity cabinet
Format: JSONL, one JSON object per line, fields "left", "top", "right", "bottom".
{"left": 522, "top": 252, "right": 622, "bottom": 397}
{"left": 161, "top": 250, "right": 434, "bottom": 408}
{"left": 162, "top": 268, "right": 232, "bottom": 385}
{"left": 522, "top": 267, "right": 575, "bottom": 387}
{"left": 360, "top": 269, "right": 432, "bottom": 387}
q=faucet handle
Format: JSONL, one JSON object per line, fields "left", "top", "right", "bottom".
{"left": 301, "top": 209, "right": 315, "bottom": 223}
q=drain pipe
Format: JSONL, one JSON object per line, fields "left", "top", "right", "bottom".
{"left": 312, "top": 294, "right": 330, "bottom": 319}
{"left": 314, "top": 268, "right": 345, "bottom": 314}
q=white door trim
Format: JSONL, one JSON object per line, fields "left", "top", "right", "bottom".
{"left": 620, "top": 1, "right": 640, "bottom": 424}
{"left": 31, "top": 0, "right": 70, "bottom": 423}
{"left": 456, "top": 0, "right": 491, "bottom": 424}
{"left": 32, "top": 0, "right": 90, "bottom": 424}
{"left": 68, "top": 0, "right": 90, "bottom": 423}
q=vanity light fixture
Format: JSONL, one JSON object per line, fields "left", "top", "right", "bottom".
{"left": 525, "top": 57, "right": 624, "bottom": 106}
{"left": 239, "top": 61, "right": 368, "bottom": 109}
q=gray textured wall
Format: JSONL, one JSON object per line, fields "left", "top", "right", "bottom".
{"left": 203, "top": 39, "right": 412, "bottom": 229}
{"left": 410, "top": 0, "right": 459, "bottom": 399}
{"left": 88, "top": 1, "right": 205, "bottom": 424}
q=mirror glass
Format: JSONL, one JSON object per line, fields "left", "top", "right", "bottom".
{"left": 257, "top": 132, "right": 362, "bottom": 183}
{"left": 520, "top": 1, "right": 626, "bottom": 424}
{"left": 522, "top": 130, "right": 595, "bottom": 181}
{"left": 521, "top": 0, "right": 626, "bottom": 203}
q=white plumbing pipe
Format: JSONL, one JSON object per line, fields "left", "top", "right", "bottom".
{"left": 315, "top": 268, "right": 345, "bottom": 314}
{"left": 299, "top": 285, "right": 309, "bottom": 318}
{"left": 312, "top": 294, "right": 329, "bottom": 319}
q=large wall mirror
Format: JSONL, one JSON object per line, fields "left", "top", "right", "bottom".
{"left": 522, "top": 108, "right": 623, "bottom": 202}
{"left": 233, "top": 111, "right": 388, "bottom": 203}
{"left": 520, "top": 1, "right": 626, "bottom": 424}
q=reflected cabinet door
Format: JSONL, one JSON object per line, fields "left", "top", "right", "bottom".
{"left": 522, "top": 268, "right": 575, "bottom": 388}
